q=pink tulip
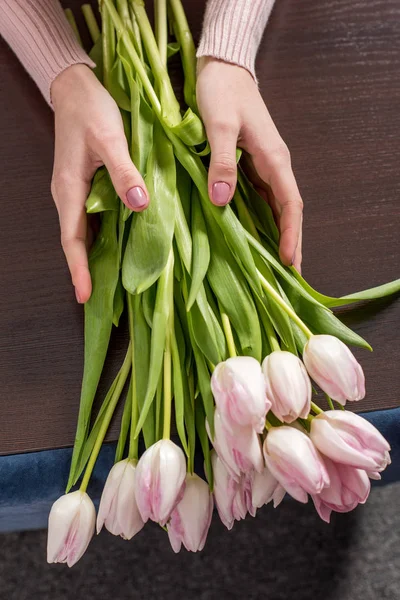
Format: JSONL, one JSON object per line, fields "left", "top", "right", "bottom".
{"left": 211, "top": 356, "right": 270, "bottom": 433}
{"left": 208, "top": 409, "right": 264, "bottom": 479}
{"left": 251, "top": 467, "right": 286, "bottom": 509}
{"left": 232, "top": 472, "right": 256, "bottom": 520}
{"left": 303, "top": 335, "right": 365, "bottom": 404}
{"left": 312, "top": 458, "right": 370, "bottom": 523}
{"left": 47, "top": 491, "right": 95, "bottom": 567}
{"left": 167, "top": 474, "right": 213, "bottom": 553}
{"left": 211, "top": 450, "right": 238, "bottom": 530}
{"left": 96, "top": 459, "right": 144, "bottom": 540}
{"left": 263, "top": 426, "right": 330, "bottom": 503}
{"left": 310, "top": 411, "right": 391, "bottom": 472}
{"left": 262, "top": 351, "right": 311, "bottom": 423}
{"left": 134, "top": 440, "right": 186, "bottom": 526}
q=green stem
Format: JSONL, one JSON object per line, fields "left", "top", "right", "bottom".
{"left": 103, "top": 0, "right": 162, "bottom": 114}
{"left": 116, "top": 0, "right": 132, "bottom": 26}
{"left": 258, "top": 269, "right": 313, "bottom": 339}
{"left": 82, "top": 4, "right": 100, "bottom": 43}
{"left": 234, "top": 190, "right": 260, "bottom": 242}
{"left": 168, "top": 0, "right": 197, "bottom": 111}
{"left": 325, "top": 393, "right": 335, "bottom": 411}
{"left": 155, "top": 373, "right": 163, "bottom": 440}
{"left": 220, "top": 308, "right": 236, "bottom": 359}
{"left": 263, "top": 316, "right": 281, "bottom": 353}
{"left": 102, "top": 1, "right": 116, "bottom": 91}
{"left": 311, "top": 401, "right": 324, "bottom": 415}
{"left": 80, "top": 344, "right": 132, "bottom": 493}
{"left": 130, "top": 0, "right": 181, "bottom": 125}
{"left": 162, "top": 250, "right": 175, "bottom": 440}
{"left": 65, "top": 9, "right": 83, "bottom": 46}
{"left": 265, "top": 418, "right": 273, "bottom": 430}
{"left": 127, "top": 296, "right": 139, "bottom": 460}
{"left": 155, "top": 0, "right": 168, "bottom": 67}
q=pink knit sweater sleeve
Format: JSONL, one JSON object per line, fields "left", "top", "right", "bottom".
{"left": 0, "top": 0, "right": 94, "bottom": 105}
{"left": 197, "top": 0, "right": 275, "bottom": 79}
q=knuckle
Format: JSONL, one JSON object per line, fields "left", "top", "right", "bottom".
{"left": 268, "top": 142, "right": 291, "bottom": 170}
{"left": 88, "top": 125, "right": 119, "bottom": 148}
{"left": 212, "top": 152, "right": 237, "bottom": 177}
{"left": 282, "top": 196, "right": 304, "bottom": 212}
{"left": 51, "top": 170, "right": 74, "bottom": 195}
{"left": 209, "top": 118, "right": 238, "bottom": 137}
{"left": 111, "top": 162, "right": 136, "bottom": 186}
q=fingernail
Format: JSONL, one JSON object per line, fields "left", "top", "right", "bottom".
{"left": 212, "top": 182, "right": 231, "bottom": 206}
{"left": 126, "top": 186, "right": 147, "bottom": 209}
{"left": 75, "top": 288, "right": 82, "bottom": 303}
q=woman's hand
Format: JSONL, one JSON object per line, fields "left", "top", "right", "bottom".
{"left": 51, "top": 64, "right": 149, "bottom": 304}
{"left": 196, "top": 57, "right": 303, "bottom": 272}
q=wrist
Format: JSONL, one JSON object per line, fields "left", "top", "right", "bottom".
{"left": 197, "top": 56, "right": 255, "bottom": 83}
{"left": 51, "top": 64, "right": 97, "bottom": 110}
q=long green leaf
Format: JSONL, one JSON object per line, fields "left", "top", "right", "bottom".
{"left": 122, "top": 121, "right": 176, "bottom": 294}
{"left": 115, "top": 379, "right": 133, "bottom": 462}
{"left": 67, "top": 210, "right": 120, "bottom": 490}
{"left": 86, "top": 168, "right": 118, "bottom": 213}
{"left": 187, "top": 188, "right": 210, "bottom": 310}
{"left": 171, "top": 326, "right": 189, "bottom": 457}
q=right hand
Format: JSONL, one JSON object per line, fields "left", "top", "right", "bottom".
{"left": 51, "top": 64, "right": 149, "bottom": 304}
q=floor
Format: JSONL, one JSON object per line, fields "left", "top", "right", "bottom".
{"left": 0, "top": 482, "right": 398, "bottom": 600}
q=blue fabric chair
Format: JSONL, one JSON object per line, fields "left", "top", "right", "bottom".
{"left": 0, "top": 408, "right": 399, "bottom": 533}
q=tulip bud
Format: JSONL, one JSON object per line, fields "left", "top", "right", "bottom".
{"left": 251, "top": 467, "right": 286, "bottom": 509}
{"left": 232, "top": 472, "right": 256, "bottom": 520}
{"left": 263, "top": 426, "right": 330, "bottom": 503}
{"left": 211, "top": 450, "right": 238, "bottom": 530}
{"left": 303, "top": 335, "right": 365, "bottom": 404}
{"left": 167, "top": 474, "right": 213, "bottom": 553}
{"left": 208, "top": 409, "right": 264, "bottom": 480}
{"left": 312, "top": 457, "right": 370, "bottom": 523}
{"left": 262, "top": 351, "right": 311, "bottom": 423}
{"left": 310, "top": 410, "right": 391, "bottom": 472}
{"left": 47, "top": 491, "right": 95, "bottom": 567}
{"left": 134, "top": 440, "right": 186, "bottom": 526}
{"left": 96, "top": 459, "right": 144, "bottom": 540}
{"left": 211, "top": 356, "right": 270, "bottom": 433}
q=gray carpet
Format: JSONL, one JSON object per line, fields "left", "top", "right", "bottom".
{"left": 0, "top": 483, "right": 399, "bottom": 600}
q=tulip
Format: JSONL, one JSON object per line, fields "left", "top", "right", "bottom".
{"left": 167, "top": 474, "right": 213, "bottom": 553}
{"left": 211, "top": 356, "right": 270, "bottom": 433}
{"left": 303, "top": 334, "right": 365, "bottom": 404}
{"left": 47, "top": 491, "right": 95, "bottom": 568}
{"left": 310, "top": 411, "right": 391, "bottom": 472}
{"left": 263, "top": 426, "right": 330, "bottom": 503}
{"left": 251, "top": 467, "right": 286, "bottom": 509}
{"left": 312, "top": 458, "right": 370, "bottom": 523}
{"left": 134, "top": 439, "right": 186, "bottom": 526}
{"left": 262, "top": 351, "right": 311, "bottom": 423}
{"left": 232, "top": 472, "right": 256, "bottom": 520}
{"left": 208, "top": 409, "right": 264, "bottom": 479}
{"left": 96, "top": 459, "right": 144, "bottom": 540}
{"left": 211, "top": 450, "right": 238, "bottom": 530}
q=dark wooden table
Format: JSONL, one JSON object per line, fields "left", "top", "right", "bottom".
{"left": 0, "top": 0, "right": 399, "bottom": 455}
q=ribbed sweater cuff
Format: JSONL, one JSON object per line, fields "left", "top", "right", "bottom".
{"left": 197, "top": 0, "right": 275, "bottom": 79}
{"left": 0, "top": 0, "right": 95, "bottom": 106}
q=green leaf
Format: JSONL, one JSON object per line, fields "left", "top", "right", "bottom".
{"left": 113, "top": 276, "right": 125, "bottom": 327}
{"left": 142, "top": 283, "right": 156, "bottom": 328}
{"left": 171, "top": 326, "right": 189, "bottom": 457}
{"left": 67, "top": 210, "right": 120, "bottom": 490}
{"left": 86, "top": 168, "right": 118, "bottom": 213}
{"left": 134, "top": 251, "right": 174, "bottom": 436}
{"left": 115, "top": 379, "right": 133, "bottom": 462}
{"left": 171, "top": 108, "right": 206, "bottom": 146}
{"left": 187, "top": 188, "right": 210, "bottom": 310}
{"left": 290, "top": 269, "right": 400, "bottom": 308}
{"left": 174, "top": 189, "right": 192, "bottom": 274}
{"left": 167, "top": 41, "right": 180, "bottom": 58}
{"left": 122, "top": 121, "right": 176, "bottom": 294}
{"left": 195, "top": 399, "right": 213, "bottom": 488}
{"left": 89, "top": 35, "right": 104, "bottom": 83}
{"left": 131, "top": 294, "right": 155, "bottom": 447}
{"left": 206, "top": 215, "right": 262, "bottom": 360}
{"left": 189, "top": 283, "right": 222, "bottom": 366}
{"left": 238, "top": 170, "right": 279, "bottom": 245}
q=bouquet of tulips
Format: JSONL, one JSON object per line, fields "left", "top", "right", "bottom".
{"left": 47, "top": 0, "right": 399, "bottom": 567}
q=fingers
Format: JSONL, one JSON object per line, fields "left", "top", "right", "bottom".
{"left": 249, "top": 143, "right": 303, "bottom": 267}
{"left": 292, "top": 214, "right": 303, "bottom": 274}
{"left": 206, "top": 121, "right": 239, "bottom": 206}
{"left": 51, "top": 175, "right": 92, "bottom": 303}
{"left": 98, "top": 133, "right": 149, "bottom": 212}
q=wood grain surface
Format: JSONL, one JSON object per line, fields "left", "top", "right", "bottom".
{"left": 0, "top": 0, "right": 399, "bottom": 455}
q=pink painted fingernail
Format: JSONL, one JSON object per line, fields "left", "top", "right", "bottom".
{"left": 75, "top": 288, "right": 82, "bottom": 303}
{"left": 212, "top": 182, "right": 231, "bottom": 206}
{"left": 126, "top": 186, "right": 147, "bottom": 209}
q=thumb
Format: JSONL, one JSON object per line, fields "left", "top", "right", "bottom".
{"left": 99, "top": 134, "right": 149, "bottom": 211}
{"left": 207, "top": 122, "right": 239, "bottom": 206}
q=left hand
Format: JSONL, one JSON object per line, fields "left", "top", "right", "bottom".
{"left": 196, "top": 57, "right": 303, "bottom": 272}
